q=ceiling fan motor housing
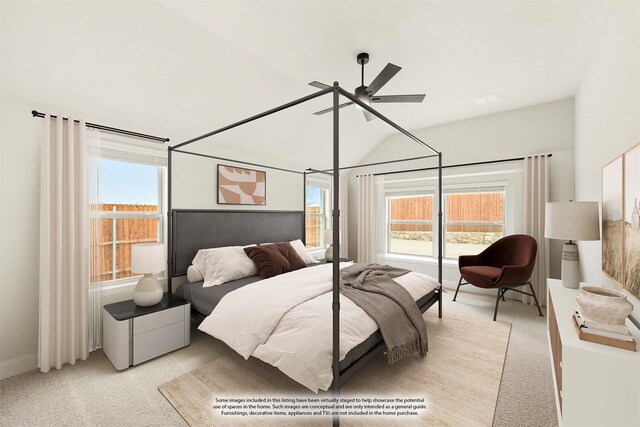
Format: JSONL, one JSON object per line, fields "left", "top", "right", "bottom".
{"left": 354, "top": 85, "right": 371, "bottom": 102}
{"left": 309, "top": 52, "right": 425, "bottom": 120}
{"left": 356, "top": 52, "right": 369, "bottom": 65}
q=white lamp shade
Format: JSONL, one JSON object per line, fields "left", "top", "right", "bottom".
{"left": 131, "top": 242, "right": 165, "bottom": 274}
{"left": 324, "top": 229, "right": 333, "bottom": 245}
{"left": 545, "top": 201, "right": 600, "bottom": 241}
{"left": 324, "top": 229, "right": 342, "bottom": 245}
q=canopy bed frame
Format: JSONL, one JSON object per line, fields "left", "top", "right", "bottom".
{"left": 166, "top": 83, "right": 443, "bottom": 425}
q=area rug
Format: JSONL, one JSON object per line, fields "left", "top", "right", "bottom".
{"left": 159, "top": 308, "right": 511, "bottom": 427}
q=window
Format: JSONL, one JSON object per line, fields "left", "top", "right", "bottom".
{"left": 305, "top": 182, "right": 330, "bottom": 250}
{"left": 91, "top": 156, "right": 165, "bottom": 284}
{"left": 444, "top": 189, "right": 505, "bottom": 259}
{"left": 387, "top": 194, "right": 433, "bottom": 257}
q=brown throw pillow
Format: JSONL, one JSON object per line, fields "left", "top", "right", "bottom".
{"left": 244, "top": 244, "right": 292, "bottom": 279}
{"left": 274, "top": 242, "right": 307, "bottom": 271}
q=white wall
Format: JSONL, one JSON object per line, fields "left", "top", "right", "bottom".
{"left": 0, "top": 99, "right": 43, "bottom": 378}
{"left": 0, "top": 95, "right": 304, "bottom": 379}
{"left": 574, "top": 1, "right": 640, "bottom": 323}
{"left": 347, "top": 99, "right": 576, "bottom": 291}
{"left": 171, "top": 147, "right": 302, "bottom": 211}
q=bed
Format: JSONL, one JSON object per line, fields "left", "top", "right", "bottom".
{"left": 167, "top": 84, "right": 443, "bottom": 410}
{"left": 171, "top": 209, "right": 442, "bottom": 391}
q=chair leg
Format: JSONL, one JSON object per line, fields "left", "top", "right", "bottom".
{"left": 493, "top": 288, "right": 503, "bottom": 321}
{"left": 453, "top": 277, "right": 463, "bottom": 302}
{"left": 528, "top": 282, "right": 544, "bottom": 317}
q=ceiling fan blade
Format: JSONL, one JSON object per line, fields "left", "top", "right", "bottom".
{"left": 362, "top": 109, "right": 376, "bottom": 122}
{"left": 371, "top": 94, "right": 426, "bottom": 103}
{"left": 313, "top": 101, "right": 354, "bottom": 115}
{"left": 308, "top": 81, "right": 331, "bottom": 89}
{"left": 366, "top": 63, "right": 401, "bottom": 95}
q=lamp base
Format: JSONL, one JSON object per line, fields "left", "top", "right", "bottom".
{"left": 133, "top": 273, "right": 163, "bottom": 306}
{"left": 561, "top": 242, "right": 580, "bottom": 289}
{"left": 325, "top": 244, "right": 334, "bottom": 262}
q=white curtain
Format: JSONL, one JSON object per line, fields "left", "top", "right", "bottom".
{"left": 333, "top": 175, "right": 349, "bottom": 258}
{"left": 357, "top": 174, "right": 385, "bottom": 264}
{"left": 87, "top": 130, "right": 102, "bottom": 351}
{"left": 39, "top": 115, "right": 99, "bottom": 372}
{"left": 515, "top": 155, "right": 549, "bottom": 306}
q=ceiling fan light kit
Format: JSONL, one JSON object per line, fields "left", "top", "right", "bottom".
{"left": 310, "top": 52, "right": 426, "bottom": 121}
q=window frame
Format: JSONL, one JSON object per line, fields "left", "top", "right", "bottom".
{"left": 385, "top": 191, "right": 435, "bottom": 258}
{"left": 383, "top": 181, "right": 510, "bottom": 261}
{"left": 442, "top": 186, "right": 506, "bottom": 259}
{"left": 92, "top": 142, "right": 167, "bottom": 287}
{"left": 305, "top": 180, "right": 330, "bottom": 251}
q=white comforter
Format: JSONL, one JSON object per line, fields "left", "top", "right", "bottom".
{"left": 198, "top": 262, "right": 440, "bottom": 392}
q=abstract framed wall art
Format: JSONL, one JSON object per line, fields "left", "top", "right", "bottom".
{"left": 217, "top": 165, "right": 266, "bottom": 205}
{"left": 624, "top": 143, "right": 640, "bottom": 299}
{"left": 602, "top": 155, "right": 624, "bottom": 285}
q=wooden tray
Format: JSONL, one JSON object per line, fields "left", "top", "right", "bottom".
{"left": 572, "top": 315, "right": 637, "bottom": 352}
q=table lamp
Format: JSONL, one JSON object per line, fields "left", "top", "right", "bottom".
{"left": 545, "top": 201, "right": 600, "bottom": 288}
{"left": 131, "top": 242, "right": 165, "bottom": 306}
{"left": 324, "top": 230, "right": 334, "bottom": 262}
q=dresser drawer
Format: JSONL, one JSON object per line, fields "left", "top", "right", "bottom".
{"left": 133, "top": 305, "right": 184, "bottom": 335}
{"left": 133, "top": 321, "right": 185, "bottom": 365}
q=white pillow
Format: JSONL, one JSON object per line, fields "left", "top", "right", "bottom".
{"left": 191, "top": 249, "right": 209, "bottom": 277}
{"left": 186, "top": 265, "right": 204, "bottom": 283}
{"left": 290, "top": 239, "right": 318, "bottom": 265}
{"left": 202, "top": 246, "right": 258, "bottom": 287}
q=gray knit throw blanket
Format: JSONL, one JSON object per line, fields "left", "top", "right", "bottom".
{"left": 339, "top": 263, "right": 428, "bottom": 364}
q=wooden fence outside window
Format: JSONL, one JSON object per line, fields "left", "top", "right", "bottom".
{"left": 91, "top": 204, "right": 159, "bottom": 283}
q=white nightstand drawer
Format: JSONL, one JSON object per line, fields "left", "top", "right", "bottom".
{"left": 133, "top": 305, "right": 184, "bottom": 335}
{"left": 103, "top": 296, "right": 190, "bottom": 371}
{"left": 133, "top": 321, "right": 185, "bottom": 365}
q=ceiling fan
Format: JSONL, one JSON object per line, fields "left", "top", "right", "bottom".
{"left": 309, "top": 52, "right": 426, "bottom": 122}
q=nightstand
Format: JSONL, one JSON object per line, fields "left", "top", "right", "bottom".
{"left": 102, "top": 293, "right": 190, "bottom": 370}
{"left": 320, "top": 258, "right": 353, "bottom": 263}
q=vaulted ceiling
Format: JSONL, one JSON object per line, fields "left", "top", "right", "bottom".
{"left": 2, "top": 0, "right": 612, "bottom": 168}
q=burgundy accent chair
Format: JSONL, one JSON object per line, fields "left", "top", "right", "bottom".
{"left": 454, "top": 234, "right": 543, "bottom": 321}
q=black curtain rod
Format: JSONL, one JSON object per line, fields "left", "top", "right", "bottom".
{"left": 359, "top": 154, "right": 553, "bottom": 177}
{"left": 171, "top": 148, "right": 304, "bottom": 175}
{"left": 31, "top": 110, "right": 169, "bottom": 143}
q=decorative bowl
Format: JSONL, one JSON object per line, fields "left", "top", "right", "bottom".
{"left": 576, "top": 286, "right": 634, "bottom": 325}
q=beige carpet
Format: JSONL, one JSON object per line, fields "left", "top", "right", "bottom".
{"left": 158, "top": 308, "right": 511, "bottom": 427}
{"left": 0, "top": 291, "right": 558, "bottom": 426}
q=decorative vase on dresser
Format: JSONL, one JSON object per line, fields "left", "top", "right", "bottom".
{"left": 547, "top": 279, "right": 640, "bottom": 426}
{"left": 575, "top": 286, "right": 634, "bottom": 325}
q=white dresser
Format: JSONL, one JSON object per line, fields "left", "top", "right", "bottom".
{"left": 103, "top": 293, "right": 191, "bottom": 370}
{"left": 547, "top": 279, "right": 640, "bottom": 426}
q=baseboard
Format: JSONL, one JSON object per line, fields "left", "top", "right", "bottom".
{"left": 0, "top": 353, "right": 38, "bottom": 380}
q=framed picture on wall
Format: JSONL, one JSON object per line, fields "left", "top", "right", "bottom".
{"left": 624, "top": 143, "right": 640, "bottom": 299}
{"left": 602, "top": 155, "right": 625, "bottom": 285}
{"left": 217, "top": 164, "right": 266, "bottom": 205}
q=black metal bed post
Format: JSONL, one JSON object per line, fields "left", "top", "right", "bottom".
{"left": 437, "top": 152, "right": 443, "bottom": 318}
{"left": 167, "top": 147, "right": 173, "bottom": 304}
{"left": 302, "top": 171, "right": 307, "bottom": 245}
{"left": 336, "top": 88, "right": 439, "bottom": 154}
{"left": 332, "top": 82, "right": 341, "bottom": 427}
{"left": 172, "top": 87, "right": 333, "bottom": 151}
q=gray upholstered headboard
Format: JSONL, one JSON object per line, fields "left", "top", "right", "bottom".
{"left": 170, "top": 209, "right": 305, "bottom": 277}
